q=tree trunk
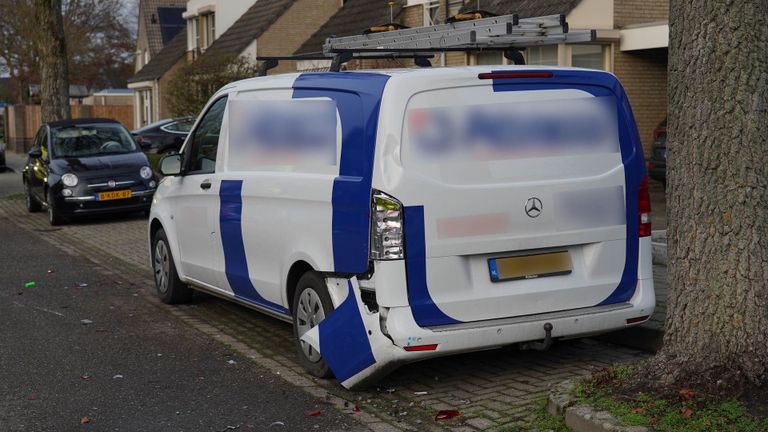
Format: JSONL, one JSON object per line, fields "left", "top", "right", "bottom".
{"left": 651, "top": 0, "right": 768, "bottom": 392}
{"left": 34, "top": 0, "right": 69, "bottom": 122}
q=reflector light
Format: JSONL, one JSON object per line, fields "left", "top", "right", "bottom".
{"left": 403, "top": 344, "right": 438, "bottom": 352}
{"left": 478, "top": 72, "right": 554, "bottom": 80}
{"left": 626, "top": 315, "right": 650, "bottom": 324}
{"left": 638, "top": 176, "right": 652, "bottom": 237}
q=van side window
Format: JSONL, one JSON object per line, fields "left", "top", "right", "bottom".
{"left": 186, "top": 96, "right": 227, "bottom": 174}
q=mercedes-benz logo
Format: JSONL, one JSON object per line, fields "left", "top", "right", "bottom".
{"left": 525, "top": 197, "right": 543, "bottom": 218}
{"left": 107, "top": 180, "right": 116, "bottom": 188}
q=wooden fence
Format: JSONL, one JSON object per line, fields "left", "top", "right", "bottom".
{"left": 2, "top": 104, "right": 134, "bottom": 153}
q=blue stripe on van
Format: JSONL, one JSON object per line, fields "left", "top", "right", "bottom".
{"left": 292, "top": 73, "right": 391, "bottom": 274}
{"left": 403, "top": 206, "right": 462, "bottom": 327}
{"left": 318, "top": 280, "right": 376, "bottom": 382}
{"left": 488, "top": 70, "right": 645, "bottom": 306}
{"left": 219, "top": 179, "right": 290, "bottom": 315}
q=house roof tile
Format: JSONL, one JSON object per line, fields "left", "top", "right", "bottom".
{"left": 128, "top": 26, "right": 187, "bottom": 83}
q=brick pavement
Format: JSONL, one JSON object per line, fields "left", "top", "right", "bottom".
{"left": 0, "top": 196, "right": 654, "bottom": 431}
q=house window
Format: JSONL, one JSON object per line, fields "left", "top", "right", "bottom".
{"left": 475, "top": 51, "right": 503, "bottom": 65}
{"left": 571, "top": 44, "right": 605, "bottom": 70}
{"left": 447, "top": 0, "right": 463, "bottom": 16}
{"left": 196, "top": 13, "right": 215, "bottom": 50}
{"left": 139, "top": 89, "right": 153, "bottom": 127}
{"left": 191, "top": 18, "right": 199, "bottom": 53}
{"left": 527, "top": 45, "right": 558, "bottom": 66}
{"left": 424, "top": 0, "right": 440, "bottom": 25}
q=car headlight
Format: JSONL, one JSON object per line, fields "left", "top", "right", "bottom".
{"left": 140, "top": 166, "right": 153, "bottom": 180}
{"left": 61, "top": 173, "right": 78, "bottom": 187}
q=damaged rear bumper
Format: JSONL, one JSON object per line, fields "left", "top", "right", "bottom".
{"left": 302, "top": 276, "right": 654, "bottom": 389}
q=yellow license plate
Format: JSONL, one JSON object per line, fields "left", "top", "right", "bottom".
{"left": 97, "top": 190, "right": 132, "bottom": 201}
{"left": 488, "top": 251, "right": 572, "bottom": 282}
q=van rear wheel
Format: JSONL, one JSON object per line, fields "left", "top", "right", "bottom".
{"left": 292, "top": 271, "right": 334, "bottom": 378}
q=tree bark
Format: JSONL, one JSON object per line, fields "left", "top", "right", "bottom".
{"left": 34, "top": 0, "right": 69, "bottom": 122}
{"left": 651, "top": 0, "right": 768, "bottom": 392}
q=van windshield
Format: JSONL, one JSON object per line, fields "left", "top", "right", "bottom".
{"left": 51, "top": 123, "right": 138, "bottom": 158}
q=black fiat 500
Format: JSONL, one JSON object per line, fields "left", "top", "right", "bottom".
{"left": 22, "top": 118, "right": 157, "bottom": 225}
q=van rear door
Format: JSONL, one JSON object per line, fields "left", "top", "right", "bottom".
{"left": 396, "top": 71, "right": 644, "bottom": 327}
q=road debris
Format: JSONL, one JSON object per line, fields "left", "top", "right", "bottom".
{"left": 24, "top": 282, "right": 35, "bottom": 288}
{"left": 77, "top": 282, "right": 88, "bottom": 287}
{"left": 434, "top": 409, "right": 460, "bottom": 421}
{"left": 227, "top": 359, "right": 236, "bottom": 365}
{"left": 306, "top": 409, "right": 321, "bottom": 417}
{"left": 268, "top": 421, "right": 285, "bottom": 428}
{"left": 80, "top": 374, "right": 91, "bottom": 380}
{"left": 80, "top": 416, "right": 91, "bottom": 424}
{"left": 113, "top": 374, "right": 124, "bottom": 379}
{"left": 414, "top": 391, "right": 428, "bottom": 395}
{"left": 80, "top": 319, "right": 93, "bottom": 325}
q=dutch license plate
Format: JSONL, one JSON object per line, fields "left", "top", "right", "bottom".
{"left": 96, "top": 189, "right": 132, "bottom": 201}
{"left": 488, "top": 251, "right": 572, "bottom": 282}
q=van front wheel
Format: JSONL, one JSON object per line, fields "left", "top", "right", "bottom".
{"left": 292, "top": 271, "right": 334, "bottom": 378}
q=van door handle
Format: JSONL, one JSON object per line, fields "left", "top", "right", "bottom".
{"left": 200, "top": 179, "right": 212, "bottom": 190}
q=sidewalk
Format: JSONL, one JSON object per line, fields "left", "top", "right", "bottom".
{"left": 0, "top": 150, "right": 27, "bottom": 196}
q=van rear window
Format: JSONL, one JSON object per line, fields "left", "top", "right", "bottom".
{"left": 406, "top": 89, "right": 619, "bottom": 163}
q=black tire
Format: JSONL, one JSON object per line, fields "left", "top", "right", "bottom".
{"left": 151, "top": 228, "right": 193, "bottom": 304}
{"left": 292, "top": 271, "right": 334, "bottom": 378}
{"left": 47, "top": 190, "right": 65, "bottom": 226}
{"left": 26, "top": 183, "right": 41, "bottom": 213}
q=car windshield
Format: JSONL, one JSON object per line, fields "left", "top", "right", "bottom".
{"left": 51, "top": 123, "right": 138, "bottom": 158}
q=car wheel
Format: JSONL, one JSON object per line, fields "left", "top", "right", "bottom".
{"left": 292, "top": 271, "right": 334, "bottom": 378}
{"left": 152, "top": 228, "right": 193, "bottom": 304}
{"left": 47, "top": 190, "right": 65, "bottom": 226}
{"left": 26, "top": 184, "right": 41, "bottom": 213}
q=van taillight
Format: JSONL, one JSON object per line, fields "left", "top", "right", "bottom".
{"left": 370, "top": 191, "right": 404, "bottom": 260}
{"left": 638, "top": 176, "right": 651, "bottom": 237}
{"left": 478, "top": 72, "right": 554, "bottom": 80}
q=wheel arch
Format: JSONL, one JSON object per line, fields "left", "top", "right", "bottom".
{"left": 286, "top": 260, "right": 315, "bottom": 313}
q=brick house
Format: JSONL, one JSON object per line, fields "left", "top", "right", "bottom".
{"left": 128, "top": 0, "right": 187, "bottom": 128}
{"left": 296, "top": 0, "right": 669, "bottom": 156}
{"left": 194, "top": 0, "right": 341, "bottom": 75}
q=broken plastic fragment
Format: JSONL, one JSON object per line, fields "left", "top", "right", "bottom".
{"left": 268, "top": 421, "right": 285, "bottom": 428}
{"left": 434, "top": 409, "right": 460, "bottom": 421}
{"left": 227, "top": 359, "right": 236, "bottom": 365}
{"left": 80, "top": 319, "right": 93, "bottom": 325}
{"left": 80, "top": 416, "right": 91, "bottom": 424}
{"left": 24, "top": 282, "right": 35, "bottom": 288}
{"left": 414, "top": 391, "right": 428, "bottom": 395}
{"left": 80, "top": 374, "right": 91, "bottom": 380}
{"left": 353, "top": 405, "right": 361, "bottom": 413}
{"left": 113, "top": 374, "right": 124, "bottom": 379}
{"left": 306, "top": 410, "right": 321, "bottom": 417}
{"left": 77, "top": 283, "right": 88, "bottom": 287}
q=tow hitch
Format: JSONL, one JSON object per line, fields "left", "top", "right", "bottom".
{"left": 520, "top": 322, "right": 554, "bottom": 351}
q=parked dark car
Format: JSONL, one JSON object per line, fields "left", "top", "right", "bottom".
{"left": 131, "top": 117, "right": 194, "bottom": 155}
{"left": 648, "top": 118, "right": 667, "bottom": 188}
{"left": 0, "top": 141, "right": 6, "bottom": 172}
{"left": 22, "top": 118, "right": 157, "bottom": 225}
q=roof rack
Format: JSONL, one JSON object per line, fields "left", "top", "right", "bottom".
{"left": 256, "top": 13, "right": 595, "bottom": 76}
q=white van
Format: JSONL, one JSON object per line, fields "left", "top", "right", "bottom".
{"left": 148, "top": 66, "right": 654, "bottom": 389}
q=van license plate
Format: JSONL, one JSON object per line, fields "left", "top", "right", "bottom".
{"left": 488, "top": 251, "right": 572, "bottom": 282}
{"left": 96, "top": 190, "right": 132, "bottom": 201}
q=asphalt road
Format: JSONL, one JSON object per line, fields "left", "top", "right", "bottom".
{"left": 0, "top": 221, "right": 365, "bottom": 431}
{"left": 0, "top": 150, "right": 25, "bottom": 197}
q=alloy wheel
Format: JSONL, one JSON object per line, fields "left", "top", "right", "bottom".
{"left": 154, "top": 240, "right": 170, "bottom": 294}
{"left": 295, "top": 288, "right": 326, "bottom": 362}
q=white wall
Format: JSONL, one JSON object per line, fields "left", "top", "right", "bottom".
{"left": 566, "top": 0, "right": 614, "bottom": 30}
{"left": 184, "top": 0, "right": 258, "bottom": 51}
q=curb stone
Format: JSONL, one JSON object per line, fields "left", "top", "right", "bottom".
{"left": 651, "top": 230, "right": 666, "bottom": 267}
{"left": 546, "top": 380, "right": 576, "bottom": 416}
{"left": 548, "top": 380, "right": 649, "bottom": 432}
{"left": 564, "top": 406, "right": 649, "bottom": 432}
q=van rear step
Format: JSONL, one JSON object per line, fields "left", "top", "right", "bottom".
{"left": 426, "top": 302, "right": 632, "bottom": 332}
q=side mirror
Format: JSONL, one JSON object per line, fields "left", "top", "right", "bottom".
{"left": 158, "top": 153, "right": 182, "bottom": 176}
{"left": 28, "top": 148, "right": 42, "bottom": 159}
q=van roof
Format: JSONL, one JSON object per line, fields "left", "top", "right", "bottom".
{"left": 220, "top": 65, "right": 616, "bottom": 95}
